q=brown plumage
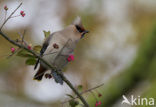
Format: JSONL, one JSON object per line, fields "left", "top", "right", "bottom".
{"left": 34, "top": 65, "right": 47, "bottom": 81}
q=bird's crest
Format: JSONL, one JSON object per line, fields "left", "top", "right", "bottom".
{"left": 72, "top": 16, "right": 82, "bottom": 26}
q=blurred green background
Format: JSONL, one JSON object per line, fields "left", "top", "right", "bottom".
{"left": 0, "top": 0, "right": 156, "bottom": 107}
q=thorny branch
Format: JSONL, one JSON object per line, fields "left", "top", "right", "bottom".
{"left": 0, "top": 3, "right": 89, "bottom": 107}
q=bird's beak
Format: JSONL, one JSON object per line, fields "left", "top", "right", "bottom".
{"left": 84, "top": 30, "right": 89, "bottom": 34}
{"left": 81, "top": 30, "right": 89, "bottom": 39}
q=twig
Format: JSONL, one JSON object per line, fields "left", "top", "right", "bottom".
{"left": 5, "top": 11, "right": 7, "bottom": 21}
{"left": 18, "top": 32, "right": 28, "bottom": 46}
{"left": 0, "top": 3, "right": 22, "bottom": 30}
{"left": 90, "top": 91, "right": 97, "bottom": 101}
{"left": 22, "top": 30, "right": 26, "bottom": 42}
{"left": 10, "top": 15, "right": 21, "bottom": 18}
{"left": 62, "top": 83, "right": 104, "bottom": 104}
{"left": 7, "top": 48, "right": 21, "bottom": 58}
{"left": 81, "top": 83, "right": 104, "bottom": 94}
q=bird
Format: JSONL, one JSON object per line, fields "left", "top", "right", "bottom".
{"left": 33, "top": 16, "right": 89, "bottom": 85}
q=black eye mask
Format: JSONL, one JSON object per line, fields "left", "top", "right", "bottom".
{"left": 75, "top": 25, "right": 84, "bottom": 33}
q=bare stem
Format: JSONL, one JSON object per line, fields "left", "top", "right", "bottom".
{"left": 62, "top": 83, "right": 104, "bottom": 104}
{"left": 18, "top": 31, "right": 28, "bottom": 46}
{"left": 62, "top": 76, "right": 90, "bottom": 107}
{"left": 10, "top": 15, "right": 21, "bottom": 18}
{"left": 0, "top": 3, "right": 22, "bottom": 30}
{"left": 4, "top": 11, "right": 7, "bottom": 21}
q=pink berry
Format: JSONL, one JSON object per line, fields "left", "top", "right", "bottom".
{"left": 4, "top": 5, "right": 8, "bottom": 11}
{"left": 70, "top": 55, "right": 74, "bottom": 61}
{"left": 98, "top": 101, "right": 101, "bottom": 105}
{"left": 22, "top": 13, "right": 25, "bottom": 17}
{"left": 45, "top": 74, "right": 52, "bottom": 79}
{"left": 20, "top": 11, "right": 24, "bottom": 14}
{"left": 95, "top": 101, "right": 98, "bottom": 107}
{"left": 98, "top": 93, "right": 102, "bottom": 97}
{"left": 11, "top": 48, "right": 15, "bottom": 53}
{"left": 53, "top": 43, "right": 59, "bottom": 49}
{"left": 67, "top": 54, "right": 74, "bottom": 62}
{"left": 20, "top": 11, "right": 25, "bottom": 17}
{"left": 95, "top": 101, "right": 101, "bottom": 107}
{"left": 27, "top": 45, "right": 31, "bottom": 50}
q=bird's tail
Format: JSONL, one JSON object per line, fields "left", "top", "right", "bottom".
{"left": 33, "top": 65, "right": 46, "bottom": 81}
{"left": 51, "top": 70, "right": 63, "bottom": 85}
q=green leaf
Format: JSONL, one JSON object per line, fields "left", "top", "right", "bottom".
{"left": 77, "top": 85, "right": 83, "bottom": 93}
{"left": 17, "top": 49, "right": 34, "bottom": 58}
{"left": 33, "top": 45, "right": 42, "bottom": 53}
{"left": 43, "top": 30, "right": 50, "bottom": 38}
{"left": 69, "top": 99, "right": 79, "bottom": 107}
{"left": 25, "top": 58, "right": 36, "bottom": 65}
{"left": 66, "top": 94, "right": 74, "bottom": 99}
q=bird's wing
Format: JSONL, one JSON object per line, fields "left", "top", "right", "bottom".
{"left": 34, "top": 33, "right": 54, "bottom": 70}
{"left": 53, "top": 39, "right": 74, "bottom": 69}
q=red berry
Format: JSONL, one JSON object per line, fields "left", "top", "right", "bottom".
{"left": 95, "top": 101, "right": 101, "bottom": 107}
{"left": 98, "top": 101, "right": 101, "bottom": 105}
{"left": 98, "top": 93, "right": 102, "bottom": 97}
{"left": 20, "top": 11, "right": 24, "bottom": 14}
{"left": 22, "top": 13, "right": 25, "bottom": 17}
{"left": 53, "top": 43, "right": 59, "bottom": 49}
{"left": 67, "top": 54, "right": 74, "bottom": 62}
{"left": 45, "top": 74, "right": 52, "bottom": 79}
{"left": 11, "top": 48, "right": 15, "bottom": 53}
{"left": 4, "top": 5, "right": 8, "bottom": 11}
{"left": 95, "top": 101, "right": 98, "bottom": 107}
{"left": 27, "top": 45, "right": 31, "bottom": 50}
{"left": 20, "top": 11, "right": 25, "bottom": 17}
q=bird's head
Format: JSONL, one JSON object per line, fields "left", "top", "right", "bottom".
{"left": 72, "top": 16, "right": 89, "bottom": 39}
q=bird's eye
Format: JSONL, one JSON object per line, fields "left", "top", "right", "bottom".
{"left": 75, "top": 25, "right": 84, "bottom": 33}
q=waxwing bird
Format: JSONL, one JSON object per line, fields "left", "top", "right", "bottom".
{"left": 34, "top": 16, "right": 89, "bottom": 85}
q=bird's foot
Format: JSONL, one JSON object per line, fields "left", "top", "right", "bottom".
{"left": 51, "top": 70, "right": 63, "bottom": 85}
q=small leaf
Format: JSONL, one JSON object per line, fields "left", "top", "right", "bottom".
{"left": 43, "top": 30, "right": 50, "bottom": 38}
{"left": 33, "top": 45, "right": 42, "bottom": 53}
{"left": 77, "top": 85, "right": 83, "bottom": 93}
{"left": 25, "top": 58, "right": 36, "bottom": 65}
{"left": 66, "top": 94, "right": 74, "bottom": 99}
{"left": 17, "top": 49, "right": 34, "bottom": 58}
{"left": 69, "top": 100, "right": 79, "bottom": 107}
